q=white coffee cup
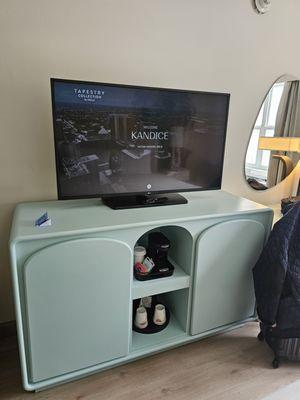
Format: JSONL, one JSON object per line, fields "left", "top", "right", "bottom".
{"left": 153, "top": 304, "right": 166, "bottom": 326}
{"left": 134, "top": 306, "right": 148, "bottom": 329}
{"left": 134, "top": 246, "right": 146, "bottom": 264}
{"left": 140, "top": 296, "right": 152, "bottom": 309}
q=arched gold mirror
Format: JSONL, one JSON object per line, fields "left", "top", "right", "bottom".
{"left": 245, "top": 75, "right": 300, "bottom": 191}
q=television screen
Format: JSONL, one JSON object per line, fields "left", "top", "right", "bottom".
{"left": 51, "top": 79, "right": 229, "bottom": 200}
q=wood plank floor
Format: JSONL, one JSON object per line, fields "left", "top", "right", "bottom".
{"left": 1, "top": 323, "right": 300, "bottom": 400}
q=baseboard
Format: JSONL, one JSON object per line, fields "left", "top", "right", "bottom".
{"left": 0, "top": 320, "right": 17, "bottom": 339}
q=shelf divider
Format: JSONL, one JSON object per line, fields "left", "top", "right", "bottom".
{"left": 132, "top": 259, "right": 190, "bottom": 300}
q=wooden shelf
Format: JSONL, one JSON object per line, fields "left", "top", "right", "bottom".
{"left": 132, "top": 259, "right": 190, "bottom": 300}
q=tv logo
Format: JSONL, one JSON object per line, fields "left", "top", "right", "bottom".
{"left": 73, "top": 88, "right": 105, "bottom": 102}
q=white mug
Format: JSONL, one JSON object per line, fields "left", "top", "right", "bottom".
{"left": 134, "top": 306, "right": 148, "bottom": 329}
{"left": 153, "top": 304, "right": 166, "bottom": 326}
{"left": 140, "top": 296, "right": 152, "bottom": 309}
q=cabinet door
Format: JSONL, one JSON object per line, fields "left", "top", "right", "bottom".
{"left": 24, "top": 238, "right": 132, "bottom": 382}
{"left": 191, "top": 219, "right": 265, "bottom": 335}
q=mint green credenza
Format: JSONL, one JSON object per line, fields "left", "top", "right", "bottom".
{"left": 9, "top": 191, "right": 273, "bottom": 391}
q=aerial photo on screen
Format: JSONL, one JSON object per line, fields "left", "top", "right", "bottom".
{"left": 52, "top": 80, "right": 229, "bottom": 198}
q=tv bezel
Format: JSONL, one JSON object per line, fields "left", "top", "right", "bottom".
{"left": 51, "top": 78, "right": 230, "bottom": 201}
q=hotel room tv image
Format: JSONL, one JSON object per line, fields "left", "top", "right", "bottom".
{"left": 51, "top": 80, "right": 229, "bottom": 199}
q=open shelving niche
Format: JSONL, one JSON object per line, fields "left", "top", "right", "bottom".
{"left": 130, "top": 225, "right": 193, "bottom": 354}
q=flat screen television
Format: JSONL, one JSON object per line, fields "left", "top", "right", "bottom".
{"left": 51, "top": 78, "right": 230, "bottom": 209}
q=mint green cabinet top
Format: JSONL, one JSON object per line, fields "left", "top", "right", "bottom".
{"left": 10, "top": 191, "right": 272, "bottom": 242}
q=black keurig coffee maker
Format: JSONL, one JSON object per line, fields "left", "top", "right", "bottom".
{"left": 147, "top": 232, "right": 174, "bottom": 277}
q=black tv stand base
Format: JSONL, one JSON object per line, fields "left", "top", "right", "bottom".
{"left": 102, "top": 193, "right": 188, "bottom": 210}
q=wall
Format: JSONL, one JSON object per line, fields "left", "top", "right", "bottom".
{"left": 0, "top": 0, "right": 300, "bottom": 322}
